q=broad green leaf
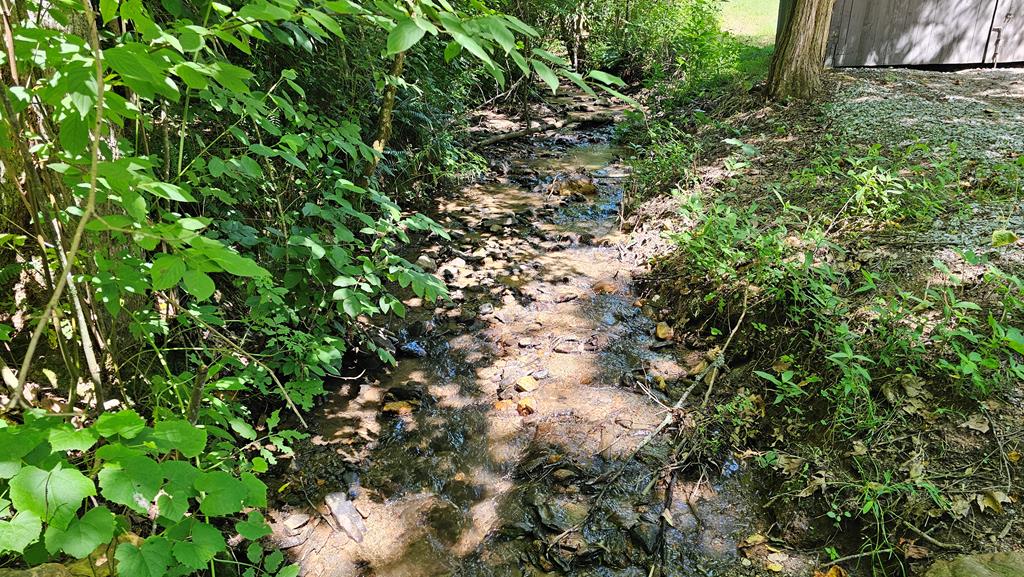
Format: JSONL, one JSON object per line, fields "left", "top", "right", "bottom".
{"left": 151, "top": 254, "right": 186, "bottom": 291}
{"left": 235, "top": 511, "right": 272, "bottom": 540}
{"left": 387, "top": 18, "right": 425, "bottom": 55}
{"left": 531, "top": 60, "right": 558, "bottom": 94}
{"left": 194, "top": 471, "right": 247, "bottom": 516}
{"left": 48, "top": 426, "right": 99, "bottom": 453}
{"left": 44, "top": 506, "right": 115, "bottom": 558}
{"left": 153, "top": 419, "right": 207, "bottom": 457}
{"left": 98, "top": 456, "right": 162, "bottom": 514}
{"left": 992, "top": 229, "right": 1019, "bottom": 247}
{"left": 587, "top": 70, "right": 626, "bottom": 87}
{"left": 94, "top": 410, "right": 147, "bottom": 439}
{"left": 438, "top": 13, "right": 492, "bottom": 66}
{"left": 240, "top": 473, "right": 267, "bottom": 508}
{"left": 0, "top": 511, "right": 41, "bottom": 553}
{"left": 10, "top": 464, "right": 95, "bottom": 530}
{"left": 182, "top": 270, "right": 215, "bottom": 301}
{"left": 116, "top": 537, "right": 172, "bottom": 577}
{"left": 171, "top": 521, "right": 226, "bottom": 570}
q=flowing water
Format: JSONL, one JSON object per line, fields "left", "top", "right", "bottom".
{"left": 269, "top": 97, "right": 772, "bottom": 577}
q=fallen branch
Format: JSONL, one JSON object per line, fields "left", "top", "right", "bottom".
{"left": 469, "top": 121, "right": 557, "bottom": 150}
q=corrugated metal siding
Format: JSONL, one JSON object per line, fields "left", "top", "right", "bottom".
{"left": 777, "top": 0, "right": 1021, "bottom": 67}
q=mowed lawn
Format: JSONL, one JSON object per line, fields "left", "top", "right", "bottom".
{"left": 720, "top": 0, "right": 780, "bottom": 45}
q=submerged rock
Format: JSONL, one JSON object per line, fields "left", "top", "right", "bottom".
{"left": 325, "top": 492, "right": 367, "bottom": 543}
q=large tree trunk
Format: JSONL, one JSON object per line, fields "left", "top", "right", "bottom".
{"left": 767, "top": 0, "right": 836, "bottom": 100}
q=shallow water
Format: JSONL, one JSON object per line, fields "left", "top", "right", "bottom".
{"left": 271, "top": 99, "right": 773, "bottom": 577}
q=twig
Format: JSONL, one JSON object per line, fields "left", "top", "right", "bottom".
{"left": 701, "top": 288, "right": 749, "bottom": 407}
{"left": 902, "top": 521, "right": 958, "bottom": 550}
{"left": 822, "top": 548, "right": 895, "bottom": 567}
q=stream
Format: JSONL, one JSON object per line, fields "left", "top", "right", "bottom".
{"left": 268, "top": 94, "right": 772, "bottom": 577}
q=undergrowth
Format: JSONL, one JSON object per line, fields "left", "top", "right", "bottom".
{"left": 631, "top": 66, "right": 1023, "bottom": 574}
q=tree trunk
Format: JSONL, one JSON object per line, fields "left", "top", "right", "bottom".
{"left": 767, "top": 0, "right": 836, "bottom": 100}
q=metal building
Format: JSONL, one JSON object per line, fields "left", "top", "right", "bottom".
{"left": 778, "top": 0, "right": 1023, "bottom": 67}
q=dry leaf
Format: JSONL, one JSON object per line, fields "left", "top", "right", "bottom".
{"left": 898, "top": 538, "right": 931, "bottom": 559}
{"left": 946, "top": 496, "right": 970, "bottom": 518}
{"left": 655, "top": 322, "right": 674, "bottom": 340}
{"left": 1007, "top": 450, "right": 1021, "bottom": 463}
{"left": 766, "top": 562, "right": 785, "bottom": 572}
{"left": 382, "top": 400, "right": 415, "bottom": 414}
{"left": 774, "top": 454, "right": 805, "bottom": 475}
{"left": 772, "top": 357, "right": 792, "bottom": 372}
{"left": 847, "top": 441, "right": 868, "bottom": 456}
{"left": 976, "top": 490, "right": 1010, "bottom": 515}
{"left": 661, "top": 508, "right": 675, "bottom": 527}
{"left": 813, "top": 566, "right": 848, "bottom": 577}
{"left": 795, "top": 472, "right": 827, "bottom": 497}
{"left": 494, "top": 399, "right": 516, "bottom": 411}
{"left": 960, "top": 413, "right": 990, "bottom": 434}
{"left": 739, "top": 533, "right": 768, "bottom": 548}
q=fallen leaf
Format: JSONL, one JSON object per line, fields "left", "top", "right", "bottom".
{"left": 591, "top": 280, "right": 617, "bottom": 294}
{"left": 898, "top": 538, "right": 931, "bottom": 559}
{"left": 960, "top": 414, "right": 990, "bottom": 434}
{"left": 772, "top": 357, "right": 792, "bottom": 372}
{"left": 813, "top": 567, "right": 848, "bottom": 577}
{"left": 766, "top": 562, "right": 785, "bottom": 572}
{"left": 767, "top": 551, "right": 790, "bottom": 563}
{"left": 1007, "top": 450, "right": 1020, "bottom": 464}
{"left": 655, "top": 322, "right": 674, "bottom": 340}
{"left": 976, "top": 490, "right": 1010, "bottom": 515}
{"left": 795, "top": 472, "right": 827, "bottom": 497}
{"left": 661, "top": 508, "right": 675, "bottom": 527}
{"left": 738, "top": 533, "right": 768, "bottom": 549}
{"left": 515, "top": 375, "right": 539, "bottom": 392}
{"left": 382, "top": 400, "right": 415, "bottom": 414}
{"left": 494, "top": 400, "right": 516, "bottom": 411}
{"left": 774, "top": 454, "right": 805, "bottom": 475}
{"left": 847, "top": 441, "right": 868, "bottom": 456}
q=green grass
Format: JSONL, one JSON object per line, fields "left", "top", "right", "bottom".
{"left": 719, "top": 0, "right": 779, "bottom": 46}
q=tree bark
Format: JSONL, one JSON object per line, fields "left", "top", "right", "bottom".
{"left": 361, "top": 51, "right": 405, "bottom": 185}
{"left": 767, "top": 0, "right": 836, "bottom": 100}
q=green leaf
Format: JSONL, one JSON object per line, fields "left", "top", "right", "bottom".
{"left": 171, "top": 521, "right": 226, "bottom": 570}
{"left": 116, "top": 537, "right": 172, "bottom": 577}
{"left": 438, "top": 13, "right": 492, "bottom": 66}
{"left": 587, "top": 70, "right": 626, "bottom": 87}
{"left": 194, "top": 471, "right": 247, "bottom": 516}
{"left": 153, "top": 419, "right": 207, "bottom": 458}
{"left": 44, "top": 506, "right": 115, "bottom": 558}
{"left": 235, "top": 511, "right": 272, "bottom": 540}
{"left": 94, "top": 410, "right": 147, "bottom": 439}
{"left": 10, "top": 464, "right": 95, "bottom": 530}
{"left": 182, "top": 270, "right": 216, "bottom": 301}
{"left": 48, "top": 426, "right": 99, "bottom": 453}
{"left": 387, "top": 18, "right": 425, "bottom": 55}
{"left": 992, "top": 229, "right": 1019, "bottom": 248}
{"left": 151, "top": 254, "right": 186, "bottom": 291}
{"left": 98, "top": 456, "right": 162, "bottom": 514}
{"left": 531, "top": 60, "right": 558, "bottom": 94}
{"left": 240, "top": 472, "right": 267, "bottom": 508}
{"left": 0, "top": 511, "right": 42, "bottom": 553}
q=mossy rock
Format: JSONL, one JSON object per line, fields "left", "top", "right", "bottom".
{"left": 925, "top": 551, "right": 1024, "bottom": 577}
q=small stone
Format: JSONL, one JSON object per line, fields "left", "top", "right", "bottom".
{"left": 552, "top": 469, "right": 575, "bottom": 481}
{"left": 554, "top": 341, "right": 577, "bottom": 354}
{"left": 518, "top": 337, "right": 536, "bottom": 348}
{"left": 283, "top": 512, "right": 311, "bottom": 532}
{"left": 517, "top": 397, "right": 537, "bottom": 416}
{"left": 515, "top": 376, "right": 539, "bottom": 392}
{"left": 325, "top": 492, "right": 367, "bottom": 543}
{"left": 416, "top": 255, "right": 438, "bottom": 272}
{"left": 655, "top": 322, "right": 674, "bottom": 340}
{"left": 479, "top": 303, "right": 495, "bottom": 315}
{"left": 494, "top": 399, "right": 516, "bottom": 411}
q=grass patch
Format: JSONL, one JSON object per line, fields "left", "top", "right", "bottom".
{"left": 719, "top": 0, "right": 779, "bottom": 45}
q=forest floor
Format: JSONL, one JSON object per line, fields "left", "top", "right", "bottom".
{"left": 266, "top": 67, "right": 1023, "bottom": 577}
